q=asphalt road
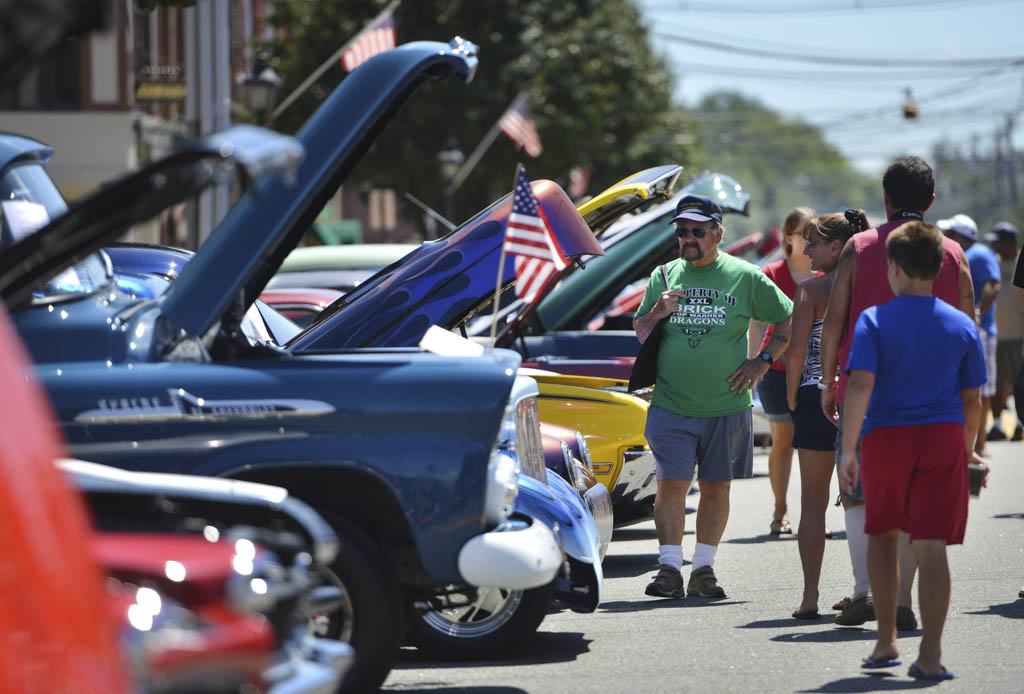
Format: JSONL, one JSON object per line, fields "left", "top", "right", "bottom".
{"left": 383, "top": 438, "right": 1024, "bottom": 693}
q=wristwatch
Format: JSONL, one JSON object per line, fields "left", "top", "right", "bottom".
{"left": 757, "top": 351, "right": 774, "bottom": 365}
{"left": 817, "top": 379, "right": 835, "bottom": 391}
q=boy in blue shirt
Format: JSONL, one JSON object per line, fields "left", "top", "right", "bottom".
{"left": 839, "top": 221, "right": 986, "bottom": 682}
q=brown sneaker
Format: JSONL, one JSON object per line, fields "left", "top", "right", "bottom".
{"left": 644, "top": 564, "right": 686, "bottom": 598}
{"left": 687, "top": 565, "right": 726, "bottom": 598}
{"left": 834, "top": 594, "right": 875, "bottom": 626}
{"left": 896, "top": 605, "right": 918, "bottom": 631}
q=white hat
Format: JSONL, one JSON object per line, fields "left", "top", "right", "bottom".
{"left": 937, "top": 213, "right": 977, "bottom": 240}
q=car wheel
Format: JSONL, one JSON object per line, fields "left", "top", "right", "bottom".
{"left": 315, "top": 514, "right": 405, "bottom": 693}
{"left": 408, "top": 581, "right": 555, "bottom": 659}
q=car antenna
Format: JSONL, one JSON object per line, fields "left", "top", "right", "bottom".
{"left": 402, "top": 191, "right": 456, "bottom": 233}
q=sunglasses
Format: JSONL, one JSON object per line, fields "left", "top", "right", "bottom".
{"left": 804, "top": 238, "right": 833, "bottom": 248}
{"left": 675, "top": 226, "right": 709, "bottom": 239}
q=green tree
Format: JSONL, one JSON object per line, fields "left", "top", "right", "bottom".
{"left": 680, "top": 91, "right": 878, "bottom": 239}
{"left": 264, "top": 0, "right": 691, "bottom": 230}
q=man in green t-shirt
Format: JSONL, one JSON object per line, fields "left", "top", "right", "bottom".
{"left": 634, "top": 194, "right": 793, "bottom": 599}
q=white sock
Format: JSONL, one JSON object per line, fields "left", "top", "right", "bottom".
{"left": 691, "top": 542, "right": 717, "bottom": 570}
{"left": 658, "top": 544, "right": 683, "bottom": 572}
{"left": 845, "top": 505, "right": 870, "bottom": 596}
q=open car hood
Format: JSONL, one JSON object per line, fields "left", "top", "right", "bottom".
{"left": 290, "top": 179, "right": 603, "bottom": 350}
{"left": 0, "top": 125, "right": 304, "bottom": 309}
{"left": 159, "top": 38, "right": 480, "bottom": 343}
{"left": 531, "top": 171, "right": 751, "bottom": 335}
{"left": 576, "top": 165, "right": 683, "bottom": 236}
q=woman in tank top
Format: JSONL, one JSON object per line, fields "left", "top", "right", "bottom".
{"left": 785, "top": 209, "right": 867, "bottom": 620}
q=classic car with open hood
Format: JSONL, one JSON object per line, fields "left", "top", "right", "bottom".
{"left": 287, "top": 167, "right": 687, "bottom": 523}
{"left": 0, "top": 39, "right": 594, "bottom": 690}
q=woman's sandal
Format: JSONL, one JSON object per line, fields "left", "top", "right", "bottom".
{"left": 770, "top": 518, "right": 793, "bottom": 535}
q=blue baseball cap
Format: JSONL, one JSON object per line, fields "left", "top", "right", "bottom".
{"left": 984, "top": 221, "right": 1019, "bottom": 242}
{"left": 669, "top": 194, "right": 723, "bottom": 225}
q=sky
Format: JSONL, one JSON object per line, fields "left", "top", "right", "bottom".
{"left": 636, "top": 0, "right": 1024, "bottom": 177}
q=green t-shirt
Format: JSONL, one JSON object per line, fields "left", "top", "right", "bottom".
{"left": 636, "top": 253, "right": 793, "bottom": 417}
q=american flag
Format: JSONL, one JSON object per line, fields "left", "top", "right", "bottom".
{"left": 504, "top": 165, "right": 568, "bottom": 302}
{"left": 340, "top": 9, "right": 396, "bottom": 72}
{"left": 498, "top": 95, "right": 543, "bottom": 158}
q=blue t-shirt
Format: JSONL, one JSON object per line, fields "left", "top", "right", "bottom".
{"left": 966, "top": 243, "right": 1000, "bottom": 334}
{"left": 846, "top": 295, "right": 986, "bottom": 436}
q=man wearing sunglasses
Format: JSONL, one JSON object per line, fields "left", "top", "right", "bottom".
{"left": 635, "top": 194, "right": 794, "bottom": 599}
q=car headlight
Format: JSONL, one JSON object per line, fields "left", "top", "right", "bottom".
{"left": 484, "top": 450, "right": 519, "bottom": 524}
{"left": 575, "top": 430, "right": 594, "bottom": 473}
{"left": 559, "top": 440, "right": 582, "bottom": 492}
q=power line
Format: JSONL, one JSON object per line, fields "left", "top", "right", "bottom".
{"left": 649, "top": 30, "right": 1024, "bottom": 68}
{"left": 669, "top": 60, "right": 1009, "bottom": 83}
{"left": 644, "top": 0, "right": 1021, "bottom": 16}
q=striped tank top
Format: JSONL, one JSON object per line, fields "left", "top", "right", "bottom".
{"left": 801, "top": 319, "right": 823, "bottom": 387}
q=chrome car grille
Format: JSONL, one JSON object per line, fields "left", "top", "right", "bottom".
{"left": 515, "top": 396, "right": 547, "bottom": 482}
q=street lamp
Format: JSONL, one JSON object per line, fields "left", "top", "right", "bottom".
{"left": 437, "top": 137, "right": 464, "bottom": 224}
{"left": 238, "top": 53, "right": 281, "bottom": 125}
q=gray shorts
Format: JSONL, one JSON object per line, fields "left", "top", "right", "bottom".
{"left": 644, "top": 406, "right": 754, "bottom": 483}
{"left": 835, "top": 404, "right": 864, "bottom": 502}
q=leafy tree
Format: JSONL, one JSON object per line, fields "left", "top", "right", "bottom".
{"left": 680, "top": 91, "right": 879, "bottom": 239}
{"left": 263, "top": 0, "right": 691, "bottom": 230}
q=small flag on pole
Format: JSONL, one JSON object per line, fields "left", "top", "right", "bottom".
{"left": 340, "top": 9, "right": 397, "bottom": 72}
{"left": 504, "top": 165, "right": 567, "bottom": 302}
{"left": 568, "top": 165, "right": 590, "bottom": 200}
{"left": 498, "top": 95, "right": 543, "bottom": 158}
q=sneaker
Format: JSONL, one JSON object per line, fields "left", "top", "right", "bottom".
{"left": 834, "top": 594, "right": 875, "bottom": 626}
{"left": 687, "top": 565, "right": 726, "bottom": 598}
{"left": 645, "top": 564, "right": 686, "bottom": 598}
{"left": 986, "top": 425, "right": 1007, "bottom": 441}
{"left": 896, "top": 605, "right": 918, "bottom": 631}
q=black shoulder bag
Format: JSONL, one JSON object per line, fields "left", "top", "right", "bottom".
{"left": 628, "top": 264, "right": 670, "bottom": 392}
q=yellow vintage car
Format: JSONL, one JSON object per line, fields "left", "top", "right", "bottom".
{"left": 522, "top": 369, "right": 655, "bottom": 526}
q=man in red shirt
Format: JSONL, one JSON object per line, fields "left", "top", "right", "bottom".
{"left": 819, "top": 155, "right": 975, "bottom": 629}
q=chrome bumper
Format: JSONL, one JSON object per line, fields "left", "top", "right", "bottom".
{"left": 457, "top": 517, "right": 561, "bottom": 590}
{"left": 584, "top": 482, "right": 614, "bottom": 560}
{"left": 265, "top": 633, "right": 354, "bottom": 694}
{"left": 611, "top": 448, "right": 657, "bottom": 507}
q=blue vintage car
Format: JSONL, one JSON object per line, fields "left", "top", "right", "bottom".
{"left": 0, "top": 39, "right": 607, "bottom": 690}
{"left": 101, "top": 241, "right": 607, "bottom": 658}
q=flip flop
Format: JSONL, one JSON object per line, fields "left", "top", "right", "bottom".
{"left": 792, "top": 608, "right": 821, "bottom": 620}
{"left": 908, "top": 663, "right": 954, "bottom": 681}
{"left": 861, "top": 655, "right": 902, "bottom": 669}
{"left": 825, "top": 527, "right": 834, "bottom": 539}
{"left": 1018, "top": 587, "right": 1024, "bottom": 599}
{"left": 770, "top": 518, "right": 793, "bottom": 535}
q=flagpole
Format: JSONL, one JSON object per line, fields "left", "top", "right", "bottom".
{"left": 451, "top": 91, "right": 524, "bottom": 194}
{"left": 489, "top": 158, "right": 524, "bottom": 348}
{"left": 268, "top": 0, "right": 400, "bottom": 125}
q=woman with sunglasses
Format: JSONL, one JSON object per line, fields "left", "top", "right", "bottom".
{"left": 749, "top": 207, "right": 817, "bottom": 536}
{"left": 785, "top": 209, "right": 866, "bottom": 619}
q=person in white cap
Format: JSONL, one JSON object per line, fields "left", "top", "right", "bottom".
{"left": 939, "top": 214, "right": 1001, "bottom": 456}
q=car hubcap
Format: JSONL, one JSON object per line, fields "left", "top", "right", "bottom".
{"left": 420, "top": 587, "right": 524, "bottom": 638}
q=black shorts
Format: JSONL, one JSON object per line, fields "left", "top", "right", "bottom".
{"left": 791, "top": 384, "right": 837, "bottom": 451}
{"left": 755, "top": 368, "right": 790, "bottom": 422}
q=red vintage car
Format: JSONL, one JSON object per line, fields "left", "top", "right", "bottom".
{"left": 0, "top": 302, "right": 128, "bottom": 694}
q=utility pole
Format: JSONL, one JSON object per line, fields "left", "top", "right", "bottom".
{"left": 1006, "top": 114, "right": 1018, "bottom": 205}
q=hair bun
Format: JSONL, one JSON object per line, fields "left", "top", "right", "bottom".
{"left": 844, "top": 208, "right": 865, "bottom": 233}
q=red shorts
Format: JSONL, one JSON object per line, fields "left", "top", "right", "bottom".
{"left": 860, "top": 422, "right": 968, "bottom": 544}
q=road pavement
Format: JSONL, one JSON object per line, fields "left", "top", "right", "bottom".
{"left": 383, "top": 438, "right": 1023, "bottom": 693}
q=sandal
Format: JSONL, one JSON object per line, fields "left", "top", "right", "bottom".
{"left": 770, "top": 518, "right": 793, "bottom": 535}
{"left": 832, "top": 595, "right": 851, "bottom": 611}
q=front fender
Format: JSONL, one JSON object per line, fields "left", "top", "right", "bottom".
{"left": 513, "top": 470, "right": 603, "bottom": 612}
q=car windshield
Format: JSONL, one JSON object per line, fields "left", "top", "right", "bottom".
{"left": 0, "top": 163, "right": 109, "bottom": 301}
